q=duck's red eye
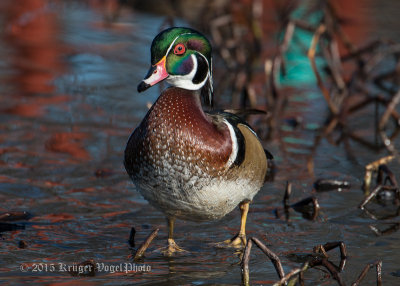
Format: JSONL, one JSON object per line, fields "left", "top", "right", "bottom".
{"left": 173, "top": 43, "right": 186, "bottom": 55}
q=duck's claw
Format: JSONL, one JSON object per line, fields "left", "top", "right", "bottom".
{"left": 214, "top": 233, "right": 247, "bottom": 249}
{"left": 159, "top": 238, "right": 188, "bottom": 256}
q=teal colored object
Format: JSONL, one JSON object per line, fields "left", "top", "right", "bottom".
{"left": 279, "top": 3, "right": 326, "bottom": 86}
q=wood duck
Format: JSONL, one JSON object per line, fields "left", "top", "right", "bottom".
{"left": 124, "top": 27, "right": 271, "bottom": 255}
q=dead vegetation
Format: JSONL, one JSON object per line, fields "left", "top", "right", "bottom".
{"left": 241, "top": 237, "right": 382, "bottom": 286}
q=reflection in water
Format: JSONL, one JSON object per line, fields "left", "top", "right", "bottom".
{"left": 4, "top": 0, "right": 65, "bottom": 96}
{"left": 45, "top": 132, "right": 90, "bottom": 160}
{"left": 2, "top": 0, "right": 69, "bottom": 120}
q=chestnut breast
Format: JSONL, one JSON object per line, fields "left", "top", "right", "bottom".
{"left": 124, "top": 87, "right": 232, "bottom": 181}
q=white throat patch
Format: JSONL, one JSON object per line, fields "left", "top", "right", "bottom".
{"left": 166, "top": 54, "right": 209, "bottom": 90}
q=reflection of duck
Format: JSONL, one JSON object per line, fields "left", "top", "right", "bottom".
{"left": 124, "top": 27, "right": 271, "bottom": 255}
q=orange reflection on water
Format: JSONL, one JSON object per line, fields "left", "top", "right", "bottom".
{"left": 3, "top": 0, "right": 65, "bottom": 96}
{"left": 32, "top": 213, "right": 76, "bottom": 223}
{"left": 45, "top": 132, "right": 90, "bottom": 160}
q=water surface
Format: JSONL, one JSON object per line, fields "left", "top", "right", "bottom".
{"left": 0, "top": 1, "right": 399, "bottom": 285}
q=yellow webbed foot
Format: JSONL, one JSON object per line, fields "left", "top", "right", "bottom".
{"left": 214, "top": 201, "right": 249, "bottom": 249}
{"left": 160, "top": 238, "right": 188, "bottom": 256}
{"left": 214, "top": 233, "right": 247, "bottom": 249}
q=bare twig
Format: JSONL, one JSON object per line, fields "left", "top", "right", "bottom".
{"left": 341, "top": 40, "right": 383, "bottom": 61}
{"left": 308, "top": 24, "right": 339, "bottom": 115}
{"left": 377, "top": 260, "right": 383, "bottom": 286}
{"left": 282, "top": 181, "right": 292, "bottom": 220}
{"left": 251, "top": 237, "right": 285, "bottom": 279}
{"left": 369, "top": 223, "right": 400, "bottom": 236}
{"left": 364, "top": 156, "right": 395, "bottom": 193}
{"left": 241, "top": 239, "right": 253, "bottom": 286}
{"left": 133, "top": 228, "right": 159, "bottom": 261}
{"left": 320, "top": 258, "right": 345, "bottom": 285}
{"left": 323, "top": 241, "right": 347, "bottom": 258}
{"left": 283, "top": 181, "right": 292, "bottom": 208}
{"left": 351, "top": 260, "right": 382, "bottom": 286}
{"left": 315, "top": 241, "right": 347, "bottom": 271}
{"left": 359, "top": 185, "right": 383, "bottom": 210}
{"left": 273, "top": 20, "right": 296, "bottom": 79}
{"left": 240, "top": 237, "right": 285, "bottom": 285}
{"left": 273, "top": 262, "right": 309, "bottom": 286}
{"left": 379, "top": 89, "right": 400, "bottom": 130}
{"left": 364, "top": 44, "right": 400, "bottom": 74}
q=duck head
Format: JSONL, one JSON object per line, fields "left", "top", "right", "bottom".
{"left": 137, "top": 27, "right": 213, "bottom": 105}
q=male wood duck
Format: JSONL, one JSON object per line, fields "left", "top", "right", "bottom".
{"left": 124, "top": 27, "right": 271, "bottom": 255}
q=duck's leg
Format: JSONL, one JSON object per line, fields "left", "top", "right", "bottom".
{"left": 161, "top": 217, "right": 187, "bottom": 256}
{"left": 217, "top": 201, "right": 249, "bottom": 248}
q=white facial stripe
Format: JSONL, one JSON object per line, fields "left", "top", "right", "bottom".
{"left": 163, "top": 32, "right": 212, "bottom": 91}
{"left": 166, "top": 54, "right": 209, "bottom": 90}
{"left": 223, "top": 119, "right": 238, "bottom": 168}
{"left": 165, "top": 32, "right": 194, "bottom": 58}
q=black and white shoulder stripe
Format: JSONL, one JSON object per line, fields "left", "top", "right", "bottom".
{"left": 207, "top": 111, "right": 255, "bottom": 168}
